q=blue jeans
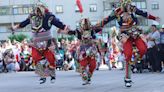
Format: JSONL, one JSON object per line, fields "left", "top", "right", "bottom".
{"left": 0, "top": 63, "right": 3, "bottom": 72}
{"left": 6, "top": 63, "right": 15, "bottom": 72}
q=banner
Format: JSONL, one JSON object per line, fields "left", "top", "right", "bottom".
{"left": 76, "top": 0, "right": 83, "bottom": 13}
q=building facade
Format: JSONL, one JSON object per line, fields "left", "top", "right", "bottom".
{"left": 0, "top": 0, "right": 104, "bottom": 40}
{"left": 0, "top": 0, "right": 163, "bottom": 40}
{"left": 102, "top": 0, "right": 164, "bottom": 31}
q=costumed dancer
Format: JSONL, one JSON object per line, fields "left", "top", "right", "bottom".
{"left": 95, "top": 0, "right": 159, "bottom": 87}
{"left": 58, "top": 18, "right": 102, "bottom": 85}
{"left": 11, "top": 3, "right": 69, "bottom": 84}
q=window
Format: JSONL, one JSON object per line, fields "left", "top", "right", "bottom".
{"left": 13, "top": 7, "right": 24, "bottom": 15}
{"left": 103, "top": 1, "right": 110, "bottom": 11}
{"left": 13, "top": 7, "right": 19, "bottom": 15}
{"left": 0, "top": 7, "right": 10, "bottom": 15}
{"left": 56, "top": 5, "right": 63, "bottom": 13}
{"left": 152, "top": 2, "right": 159, "bottom": 10}
{"left": 0, "top": 26, "right": 8, "bottom": 32}
{"left": 18, "top": 7, "right": 23, "bottom": 14}
{"left": 0, "top": 5, "right": 34, "bottom": 15}
{"left": 131, "top": 2, "right": 136, "bottom": 6}
{"left": 90, "top": 4, "right": 97, "bottom": 12}
{"left": 133, "top": 1, "right": 147, "bottom": 9}
{"left": 136, "top": 2, "right": 141, "bottom": 8}
{"left": 141, "top": 2, "right": 146, "bottom": 9}
{"left": 22, "top": 5, "right": 34, "bottom": 14}
{"left": 28, "top": 7, "right": 33, "bottom": 13}
{"left": 13, "top": 5, "right": 32, "bottom": 15}
{"left": 23, "top": 7, "right": 29, "bottom": 14}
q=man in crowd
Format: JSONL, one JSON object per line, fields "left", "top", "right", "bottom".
{"left": 159, "top": 25, "right": 164, "bottom": 72}
{"left": 147, "top": 25, "right": 161, "bottom": 72}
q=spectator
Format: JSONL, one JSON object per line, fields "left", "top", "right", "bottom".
{"left": 0, "top": 61, "right": 3, "bottom": 72}
{"left": 117, "top": 51, "right": 125, "bottom": 70}
{"left": 160, "top": 25, "right": 164, "bottom": 72}
{"left": 96, "top": 52, "right": 101, "bottom": 70}
{"left": 63, "top": 51, "right": 75, "bottom": 71}
{"left": 55, "top": 52, "right": 63, "bottom": 70}
{"left": 104, "top": 50, "right": 111, "bottom": 70}
{"left": 0, "top": 45, "right": 3, "bottom": 72}
{"left": 3, "top": 49, "right": 16, "bottom": 72}
{"left": 147, "top": 24, "right": 161, "bottom": 72}
{"left": 20, "top": 45, "right": 32, "bottom": 71}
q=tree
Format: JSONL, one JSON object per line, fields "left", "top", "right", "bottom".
{"left": 8, "top": 34, "right": 28, "bottom": 42}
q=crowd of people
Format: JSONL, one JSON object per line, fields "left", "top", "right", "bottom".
{"left": 0, "top": 24, "right": 163, "bottom": 73}
{"left": 146, "top": 24, "right": 164, "bottom": 72}
{"left": 0, "top": 40, "right": 32, "bottom": 73}
{"left": 0, "top": 37, "right": 118, "bottom": 73}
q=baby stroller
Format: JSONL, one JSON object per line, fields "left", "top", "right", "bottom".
{"left": 131, "top": 45, "right": 149, "bottom": 73}
{"left": 131, "top": 44, "right": 143, "bottom": 73}
{"left": 55, "top": 53, "right": 64, "bottom": 70}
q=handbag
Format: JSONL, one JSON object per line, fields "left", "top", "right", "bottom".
{"left": 153, "top": 40, "right": 162, "bottom": 52}
{"left": 15, "top": 62, "right": 20, "bottom": 71}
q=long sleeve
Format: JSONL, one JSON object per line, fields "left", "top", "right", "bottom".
{"left": 19, "top": 18, "right": 30, "bottom": 28}
{"left": 94, "top": 28, "right": 102, "bottom": 33}
{"left": 97, "top": 15, "right": 116, "bottom": 27}
{"left": 51, "top": 15, "right": 66, "bottom": 30}
{"left": 68, "top": 31, "right": 76, "bottom": 35}
{"left": 91, "top": 28, "right": 102, "bottom": 39}
{"left": 68, "top": 29, "right": 81, "bottom": 39}
{"left": 135, "top": 7, "right": 156, "bottom": 20}
{"left": 91, "top": 30, "right": 96, "bottom": 39}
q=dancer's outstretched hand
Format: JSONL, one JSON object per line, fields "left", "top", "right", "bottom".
{"left": 155, "top": 17, "right": 160, "bottom": 22}
{"left": 10, "top": 25, "right": 19, "bottom": 35}
{"left": 57, "top": 28, "right": 62, "bottom": 33}
{"left": 9, "top": 26, "right": 15, "bottom": 35}
{"left": 92, "top": 25, "right": 102, "bottom": 30}
{"left": 57, "top": 25, "right": 74, "bottom": 34}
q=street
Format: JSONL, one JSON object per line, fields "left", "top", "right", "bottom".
{"left": 0, "top": 70, "right": 164, "bottom": 92}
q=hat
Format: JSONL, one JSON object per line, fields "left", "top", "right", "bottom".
{"left": 120, "top": 0, "right": 132, "bottom": 7}
{"left": 34, "top": 3, "right": 49, "bottom": 15}
{"left": 162, "top": 24, "right": 164, "bottom": 28}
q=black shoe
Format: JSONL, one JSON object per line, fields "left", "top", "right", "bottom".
{"left": 39, "top": 78, "right": 43, "bottom": 81}
{"left": 87, "top": 72, "right": 92, "bottom": 82}
{"left": 40, "top": 78, "right": 46, "bottom": 84}
{"left": 50, "top": 76, "right": 56, "bottom": 83}
{"left": 88, "top": 77, "right": 91, "bottom": 82}
{"left": 124, "top": 78, "right": 132, "bottom": 87}
{"left": 82, "top": 80, "right": 90, "bottom": 85}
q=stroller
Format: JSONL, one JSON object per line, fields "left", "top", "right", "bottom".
{"left": 55, "top": 53, "right": 64, "bottom": 70}
{"left": 131, "top": 45, "right": 149, "bottom": 73}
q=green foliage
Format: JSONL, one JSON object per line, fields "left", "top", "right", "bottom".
{"left": 67, "top": 36, "right": 74, "bottom": 41}
{"left": 8, "top": 34, "right": 28, "bottom": 42}
{"left": 57, "top": 36, "right": 74, "bottom": 42}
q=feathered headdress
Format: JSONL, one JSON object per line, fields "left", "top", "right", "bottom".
{"left": 120, "top": 0, "right": 132, "bottom": 7}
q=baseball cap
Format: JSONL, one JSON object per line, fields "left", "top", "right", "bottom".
{"left": 162, "top": 24, "right": 164, "bottom": 28}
